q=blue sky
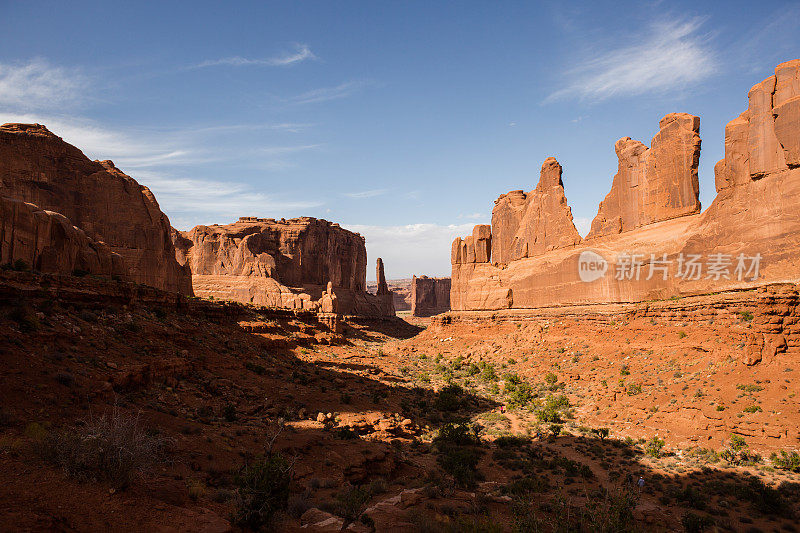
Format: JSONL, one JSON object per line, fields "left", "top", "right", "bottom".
{"left": 1, "top": 1, "right": 798, "bottom": 280}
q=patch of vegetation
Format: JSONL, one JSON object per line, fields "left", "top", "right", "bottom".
{"left": 719, "top": 434, "right": 761, "bottom": 466}
{"left": 434, "top": 422, "right": 481, "bottom": 447}
{"left": 771, "top": 450, "right": 800, "bottom": 473}
{"left": 436, "top": 446, "right": 484, "bottom": 488}
{"left": 432, "top": 384, "right": 465, "bottom": 412}
{"left": 738, "top": 310, "right": 754, "bottom": 322}
{"left": 626, "top": 383, "right": 642, "bottom": 396}
{"left": 233, "top": 453, "right": 292, "bottom": 529}
{"left": 736, "top": 383, "right": 763, "bottom": 393}
{"left": 535, "top": 394, "right": 570, "bottom": 423}
{"left": 41, "top": 408, "right": 168, "bottom": 489}
{"left": 681, "top": 511, "right": 715, "bottom": 532}
{"left": 645, "top": 436, "right": 666, "bottom": 458}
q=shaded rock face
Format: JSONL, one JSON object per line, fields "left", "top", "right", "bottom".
{"left": 0, "top": 196, "right": 126, "bottom": 276}
{"left": 181, "top": 217, "right": 366, "bottom": 290}
{"left": 0, "top": 123, "right": 192, "bottom": 295}
{"left": 177, "top": 217, "right": 395, "bottom": 316}
{"left": 411, "top": 276, "right": 451, "bottom": 317}
{"left": 586, "top": 113, "right": 702, "bottom": 240}
{"left": 451, "top": 60, "right": 800, "bottom": 313}
{"left": 491, "top": 157, "right": 582, "bottom": 264}
{"left": 374, "top": 257, "right": 396, "bottom": 316}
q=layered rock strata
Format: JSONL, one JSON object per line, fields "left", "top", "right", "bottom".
{"left": 0, "top": 123, "right": 192, "bottom": 294}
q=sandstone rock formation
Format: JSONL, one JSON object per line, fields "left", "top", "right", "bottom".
{"left": 451, "top": 60, "right": 800, "bottom": 313}
{"left": 175, "top": 217, "right": 395, "bottom": 316}
{"left": 586, "top": 113, "right": 701, "bottom": 240}
{"left": 0, "top": 123, "right": 192, "bottom": 295}
{"left": 0, "top": 196, "right": 126, "bottom": 276}
{"left": 491, "top": 157, "right": 582, "bottom": 264}
{"left": 374, "top": 257, "right": 396, "bottom": 316}
{"left": 411, "top": 276, "right": 451, "bottom": 317}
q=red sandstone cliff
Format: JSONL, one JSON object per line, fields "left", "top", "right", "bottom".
{"left": 176, "top": 217, "right": 394, "bottom": 316}
{"left": 0, "top": 196, "right": 126, "bottom": 276}
{"left": 587, "top": 113, "right": 701, "bottom": 240}
{"left": 451, "top": 60, "right": 800, "bottom": 311}
{"left": 0, "top": 123, "right": 192, "bottom": 295}
{"left": 490, "top": 157, "right": 582, "bottom": 264}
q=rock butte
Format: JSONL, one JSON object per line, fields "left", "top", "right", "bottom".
{"left": 0, "top": 123, "right": 192, "bottom": 295}
{"left": 410, "top": 276, "right": 451, "bottom": 317}
{"left": 174, "top": 217, "right": 395, "bottom": 317}
{"left": 452, "top": 59, "right": 800, "bottom": 313}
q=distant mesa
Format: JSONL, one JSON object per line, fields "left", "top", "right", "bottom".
{"left": 410, "top": 275, "right": 451, "bottom": 317}
{"left": 173, "top": 217, "right": 395, "bottom": 317}
{"left": 451, "top": 59, "right": 800, "bottom": 311}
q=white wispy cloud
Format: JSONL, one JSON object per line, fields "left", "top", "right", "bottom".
{"left": 133, "top": 170, "right": 322, "bottom": 228}
{"left": 547, "top": 17, "right": 717, "bottom": 102}
{"left": 344, "top": 189, "right": 388, "bottom": 199}
{"left": 286, "top": 80, "right": 369, "bottom": 105}
{"left": 0, "top": 113, "right": 321, "bottom": 169}
{"left": 0, "top": 58, "right": 88, "bottom": 110}
{"left": 195, "top": 43, "right": 316, "bottom": 68}
{"left": 349, "top": 223, "right": 475, "bottom": 280}
{"left": 0, "top": 113, "right": 323, "bottom": 227}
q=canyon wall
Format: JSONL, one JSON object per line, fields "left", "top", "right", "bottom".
{"left": 175, "top": 217, "right": 395, "bottom": 316}
{"left": 0, "top": 196, "right": 126, "bottom": 277}
{"left": 0, "top": 123, "right": 192, "bottom": 295}
{"left": 411, "top": 276, "right": 451, "bottom": 317}
{"left": 451, "top": 59, "right": 800, "bottom": 312}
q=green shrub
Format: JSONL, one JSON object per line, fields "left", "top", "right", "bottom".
{"left": 645, "top": 436, "right": 666, "bottom": 458}
{"left": 535, "top": 394, "right": 570, "bottom": 423}
{"left": 437, "top": 446, "right": 483, "bottom": 488}
{"left": 434, "top": 384, "right": 465, "bottom": 412}
{"left": 506, "top": 382, "right": 535, "bottom": 408}
{"left": 771, "top": 450, "right": 800, "bottom": 472}
{"left": 480, "top": 364, "right": 498, "bottom": 382}
{"left": 434, "top": 423, "right": 480, "bottom": 447}
{"left": 233, "top": 453, "right": 292, "bottom": 529}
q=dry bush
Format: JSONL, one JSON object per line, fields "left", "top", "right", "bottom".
{"left": 42, "top": 407, "right": 169, "bottom": 489}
